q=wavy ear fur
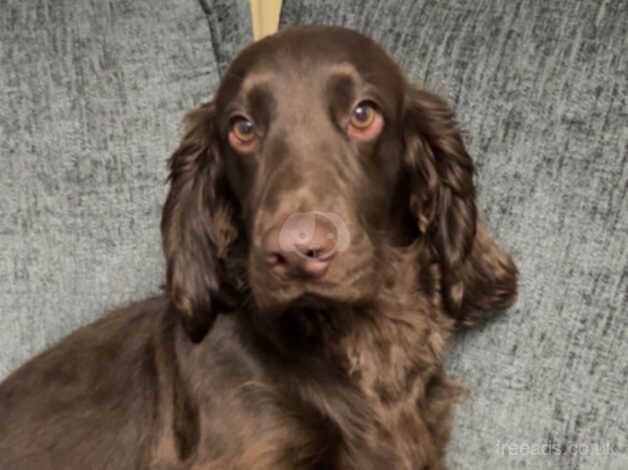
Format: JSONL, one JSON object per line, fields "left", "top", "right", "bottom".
{"left": 404, "top": 87, "right": 517, "bottom": 325}
{"left": 161, "top": 102, "right": 238, "bottom": 341}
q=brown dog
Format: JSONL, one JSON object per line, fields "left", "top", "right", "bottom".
{"left": 0, "top": 26, "right": 517, "bottom": 469}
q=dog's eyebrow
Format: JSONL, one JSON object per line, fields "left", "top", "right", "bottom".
{"left": 240, "top": 72, "right": 275, "bottom": 96}
{"left": 222, "top": 73, "right": 276, "bottom": 122}
{"left": 326, "top": 62, "right": 360, "bottom": 79}
{"left": 325, "top": 64, "right": 370, "bottom": 115}
{"left": 326, "top": 72, "right": 356, "bottom": 114}
{"left": 246, "top": 83, "right": 276, "bottom": 123}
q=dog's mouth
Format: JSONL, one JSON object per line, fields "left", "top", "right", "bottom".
{"left": 249, "top": 256, "right": 378, "bottom": 314}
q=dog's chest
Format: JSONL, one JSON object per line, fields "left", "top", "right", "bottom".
{"left": 188, "top": 358, "right": 436, "bottom": 469}
{"left": 314, "top": 314, "right": 455, "bottom": 468}
{"left": 178, "top": 311, "right": 453, "bottom": 469}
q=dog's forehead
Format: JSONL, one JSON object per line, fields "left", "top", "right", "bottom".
{"left": 217, "top": 26, "right": 404, "bottom": 105}
{"left": 241, "top": 26, "right": 394, "bottom": 69}
{"left": 239, "top": 62, "right": 361, "bottom": 97}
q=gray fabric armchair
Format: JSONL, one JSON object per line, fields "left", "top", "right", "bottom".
{"left": 1, "top": 1, "right": 625, "bottom": 468}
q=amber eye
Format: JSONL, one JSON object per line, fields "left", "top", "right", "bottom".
{"left": 230, "top": 118, "right": 256, "bottom": 143}
{"left": 349, "top": 102, "right": 376, "bottom": 129}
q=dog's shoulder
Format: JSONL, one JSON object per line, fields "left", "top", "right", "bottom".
{"left": 0, "top": 296, "right": 168, "bottom": 469}
{"left": 1, "top": 295, "right": 167, "bottom": 390}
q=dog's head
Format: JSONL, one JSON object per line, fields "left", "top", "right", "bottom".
{"left": 161, "top": 26, "right": 517, "bottom": 341}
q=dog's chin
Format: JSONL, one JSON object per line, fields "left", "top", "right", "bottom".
{"left": 254, "top": 291, "right": 336, "bottom": 318}
{"left": 249, "top": 291, "right": 373, "bottom": 352}
{"left": 280, "top": 292, "right": 353, "bottom": 317}
{"left": 250, "top": 269, "right": 378, "bottom": 314}
{"left": 253, "top": 286, "right": 372, "bottom": 318}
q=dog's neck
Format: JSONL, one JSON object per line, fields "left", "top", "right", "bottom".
{"left": 341, "top": 241, "right": 454, "bottom": 388}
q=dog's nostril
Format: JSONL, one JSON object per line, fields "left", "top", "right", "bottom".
{"left": 304, "top": 243, "right": 324, "bottom": 259}
{"left": 306, "top": 248, "right": 321, "bottom": 259}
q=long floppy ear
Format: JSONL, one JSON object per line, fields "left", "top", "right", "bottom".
{"left": 404, "top": 87, "right": 517, "bottom": 326}
{"left": 161, "top": 102, "right": 238, "bottom": 341}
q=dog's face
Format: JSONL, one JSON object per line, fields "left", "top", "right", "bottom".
{"left": 161, "top": 26, "right": 517, "bottom": 341}
{"left": 216, "top": 28, "right": 409, "bottom": 311}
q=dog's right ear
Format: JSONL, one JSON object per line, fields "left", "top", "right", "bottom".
{"left": 161, "top": 102, "right": 238, "bottom": 342}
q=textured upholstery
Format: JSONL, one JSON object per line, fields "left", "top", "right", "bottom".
{"left": 0, "top": 1, "right": 625, "bottom": 469}
{"left": 0, "top": 0, "right": 222, "bottom": 375}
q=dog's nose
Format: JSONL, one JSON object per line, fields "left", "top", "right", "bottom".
{"left": 263, "top": 213, "right": 338, "bottom": 278}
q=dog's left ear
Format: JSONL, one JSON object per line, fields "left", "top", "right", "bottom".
{"left": 404, "top": 87, "right": 518, "bottom": 326}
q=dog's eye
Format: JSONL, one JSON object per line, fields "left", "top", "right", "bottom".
{"left": 231, "top": 118, "right": 256, "bottom": 143}
{"left": 350, "top": 102, "right": 376, "bottom": 129}
{"left": 229, "top": 117, "right": 259, "bottom": 152}
{"left": 347, "top": 101, "right": 383, "bottom": 141}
